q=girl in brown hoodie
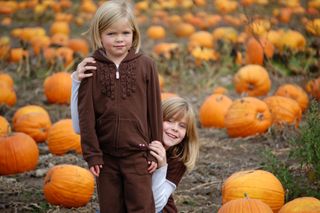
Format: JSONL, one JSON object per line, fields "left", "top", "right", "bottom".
{"left": 76, "top": 1, "right": 162, "bottom": 212}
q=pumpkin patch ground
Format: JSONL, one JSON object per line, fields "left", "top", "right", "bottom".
{"left": 1, "top": 0, "right": 320, "bottom": 212}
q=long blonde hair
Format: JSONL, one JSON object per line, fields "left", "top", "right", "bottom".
{"left": 162, "top": 97, "right": 199, "bottom": 171}
{"left": 85, "top": 0, "right": 141, "bottom": 52}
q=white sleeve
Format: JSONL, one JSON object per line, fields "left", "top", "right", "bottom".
{"left": 152, "top": 164, "right": 176, "bottom": 212}
{"left": 70, "top": 72, "right": 81, "bottom": 134}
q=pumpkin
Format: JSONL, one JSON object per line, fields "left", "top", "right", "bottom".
{"left": 218, "top": 197, "right": 273, "bottom": 213}
{"left": 147, "top": 25, "right": 166, "bottom": 40}
{"left": 245, "top": 37, "right": 274, "bottom": 65}
{"left": 56, "top": 47, "right": 74, "bottom": 67}
{"left": 305, "top": 18, "right": 320, "bottom": 36}
{"left": 47, "top": 119, "right": 81, "bottom": 155}
{"left": 50, "top": 21, "right": 70, "bottom": 36}
{"left": 153, "top": 42, "right": 179, "bottom": 59}
{"left": 188, "top": 31, "right": 214, "bottom": 51}
{"left": 0, "top": 83, "right": 17, "bottom": 106}
{"left": 224, "top": 97, "right": 272, "bottom": 137}
{"left": 161, "top": 92, "right": 179, "bottom": 101}
{"left": 43, "top": 164, "right": 94, "bottom": 208}
{"left": 191, "top": 47, "right": 219, "bottom": 65}
{"left": 199, "top": 94, "right": 233, "bottom": 128}
{"left": 279, "top": 197, "right": 320, "bottom": 213}
{"left": 30, "top": 35, "right": 51, "bottom": 56}
{"left": 43, "top": 72, "right": 72, "bottom": 104}
{"left": 305, "top": 77, "right": 320, "bottom": 101}
{"left": 0, "top": 116, "right": 10, "bottom": 136}
{"left": 222, "top": 170, "right": 285, "bottom": 212}
{"left": 13, "top": 112, "right": 52, "bottom": 143}
{"left": 278, "top": 30, "right": 306, "bottom": 52}
{"left": 13, "top": 105, "right": 49, "bottom": 125}
{"left": 0, "top": 72, "right": 14, "bottom": 88}
{"left": 214, "top": 0, "right": 238, "bottom": 14}
{"left": 246, "top": 19, "right": 271, "bottom": 36}
{"left": 213, "top": 86, "right": 228, "bottom": 95}
{"left": 212, "top": 27, "right": 238, "bottom": 43}
{"left": 274, "top": 84, "right": 309, "bottom": 112}
{"left": 0, "top": 132, "right": 39, "bottom": 175}
{"left": 158, "top": 74, "right": 164, "bottom": 91}
{"left": 9, "top": 48, "right": 28, "bottom": 63}
{"left": 50, "top": 33, "right": 69, "bottom": 47}
{"left": 80, "top": 0, "right": 97, "bottom": 13}
{"left": 174, "top": 22, "right": 195, "bottom": 38}
{"left": 67, "top": 38, "right": 89, "bottom": 56}
{"left": 0, "top": 36, "right": 10, "bottom": 60}
{"left": 234, "top": 65, "right": 271, "bottom": 97}
{"left": 264, "top": 96, "right": 302, "bottom": 127}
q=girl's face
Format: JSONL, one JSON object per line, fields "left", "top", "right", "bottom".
{"left": 162, "top": 114, "right": 187, "bottom": 149}
{"left": 100, "top": 18, "right": 133, "bottom": 63}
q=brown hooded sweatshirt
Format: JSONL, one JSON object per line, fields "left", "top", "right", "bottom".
{"left": 78, "top": 48, "right": 163, "bottom": 168}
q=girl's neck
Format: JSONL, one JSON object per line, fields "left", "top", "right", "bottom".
{"left": 105, "top": 50, "right": 129, "bottom": 65}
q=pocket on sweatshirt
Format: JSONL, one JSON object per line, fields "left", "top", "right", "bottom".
{"left": 118, "top": 119, "right": 149, "bottom": 149}
{"left": 96, "top": 117, "right": 116, "bottom": 144}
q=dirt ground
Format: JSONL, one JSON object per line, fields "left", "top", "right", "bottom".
{"left": 0, "top": 74, "right": 294, "bottom": 213}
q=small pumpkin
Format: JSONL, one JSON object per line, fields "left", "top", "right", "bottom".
{"left": 188, "top": 31, "right": 214, "bottom": 51}
{"left": 305, "top": 77, "right": 320, "bottom": 101}
{"left": 279, "top": 197, "right": 320, "bottom": 213}
{"left": 50, "top": 21, "right": 70, "bottom": 36}
{"left": 174, "top": 22, "right": 195, "bottom": 38}
{"left": 0, "top": 83, "right": 17, "bottom": 106}
{"left": 0, "top": 132, "right": 39, "bottom": 175}
{"left": 264, "top": 96, "right": 302, "bottom": 127}
{"left": 43, "top": 72, "right": 72, "bottom": 105}
{"left": 218, "top": 197, "right": 273, "bottom": 213}
{"left": 146, "top": 25, "right": 166, "bottom": 40}
{"left": 0, "top": 72, "right": 14, "bottom": 88}
{"left": 43, "top": 164, "right": 94, "bottom": 208}
{"left": 67, "top": 38, "right": 89, "bottom": 56}
{"left": 224, "top": 97, "right": 272, "bottom": 137}
{"left": 47, "top": 119, "right": 81, "bottom": 155}
{"left": 234, "top": 64, "right": 271, "bottom": 97}
{"left": 245, "top": 37, "right": 274, "bottom": 65}
{"left": 274, "top": 84, "right": 309, "bottom": 112}
{"left": 222, "top": 169, "right": 285, "bottom": 212}
{"left": 199, "top": 94, "right": 233, "bottom": 128}
{"left": 0, "top": 116, "right": 10, "bottom": 136}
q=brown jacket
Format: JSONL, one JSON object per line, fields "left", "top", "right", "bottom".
{"left": 78, "top": 48, "right": 163, "bottom": 167}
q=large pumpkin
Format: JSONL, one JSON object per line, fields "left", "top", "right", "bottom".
{"left": 199, "top": 94, "right": 233, "bottom": 128}
{"left": 279, "top": 197, "right": 320, "bottom": 213}
{"left": 274, "top": 84, "right": 309, "bottom": 112}
{"left": 43, "top": 72, "right": 72, "bottom": 104}
{"left": 13, "top": 105, "right": 52, "bottom": 143}
{"left": 224, "top": 97, "right": 272, "bottom": 137}
{"left": 234, "top": 65, "right": 271, "bottom": 97}
{"left": 0, "top": 132, "right": 39, "bottom": 175}
{"left": 43, "top": 164, "right": 94, "bottom": 208}
{"left": 264, "top": 96, "right": 302, "bottom": 127}
{"left": 222, "top": 170, "right": 285, "bottom": 212}
{"left": 218, "top": 197, "right": 273, "bottom": 213}
{"left": 47, "top": 119, "right": 81, "bottom": 155}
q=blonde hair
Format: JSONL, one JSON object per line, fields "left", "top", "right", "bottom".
{"left": 85, "top": 0, "right": 141, "bottom": 52}
{"left": 162, "top": 97, "right": 200, "bottom": 171}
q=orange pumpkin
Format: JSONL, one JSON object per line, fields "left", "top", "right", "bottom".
{"left": 199, "top": 94, "right": 233, "bottom": 128}
{"left": 0, "top": 72, "right": 14, "bottom": 88}
{"left": 0, "top": 116, "right": 10, "bottom": 136}
{"left": 56, "top": 47, "right": 74, "bottom": 67}
{"left": 30, "top": 35, "right": 51, "bottom": 56}
{"left": 234, "top": 65, "right": 271, "bottom": 97}
{"left": 50, "top": 21, "right": 70, "bottom": 36}
{"left": 147, "top": 25, "right": 166, "bottom": 40}
{"left": 0, "top": 132, "right": 39, "bottom": 175}
{"left": 43, "top": 72, "right": 72, "bottom": 104}
{"left": 305, "top": 77, "right": 320, "bottom": 101}
{"left": 274, "top": 84, "right": 309, "bottom": 112}
{"left": 67, "top": 38, "right": 89, "bottom": 56}
{"left": 47, "top": 119, "right": 81, "bottom": 155}
{"left": 0, "top": 83, "right": 17, "bottom": 106}
{"left": 222, "top": 170, "right": 285, "bottom": 212}
{"left": 264, "top": 96, "right": 302, "bottom": 127}
{"left": 13, "top": 105, "right": 49, "bottom": 125}
{"left": 174, "top": 22, "right": 195, "bottom": 38}
{"left": 43, "top": 164, "right": 95, "bottom": 208}
{"left": 0, "top": 36, "right": 10, "bottom": 60}
{"left": 218, "top": 197, "right": 273, "bottom": 213}
{"left": 153, "top": 42, "right": 179, "bottom": 59}
{"left": 279, "top": 197, "right": 320, "bottom": 213}
{"left": 188, "top": 31, "right": 214, "bottom": 51}
{"left": 245, "top": 37, "right": 274, "bottom": 65}
{"left": 224, "top": 97, "right": 272, "bottom": 137}
{"left": 212, "top": 86, "right": 228, "bottom": 95}
{"left": 161, "top": 92, "right": 179, "bottom": 101}
{"left": 9, "top": 48, "right": 28, "bottom": 63}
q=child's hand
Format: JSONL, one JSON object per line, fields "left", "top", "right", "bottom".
{"left": 149, "top": 141, "right": 167, "bottom": 168}
{"left": 76, "top": 57, "right": 96, "bottom": 81}
{"left": 147, "top": 161, "right": 157, "bottom": 173}
{"left": 89, "top": 164, "right": 103, "bottom": 177}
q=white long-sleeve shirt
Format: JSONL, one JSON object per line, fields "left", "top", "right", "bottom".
{"left": 70, "top": 72, "right": 176, "bottom": 212}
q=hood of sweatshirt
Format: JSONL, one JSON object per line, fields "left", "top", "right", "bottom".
{"left": 92, "top": 48, "right": 142, "bottom": 64}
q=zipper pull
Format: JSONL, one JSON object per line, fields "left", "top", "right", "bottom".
{"left": 116, "top": 70, "right": 119, "bottom": 79}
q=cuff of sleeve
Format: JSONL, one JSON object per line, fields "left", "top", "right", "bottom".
{"left": 152, "top": 164, "right": 168, "bottom": 189}
{"left": 71, "top": 71, "right": 81, "bottom": 83}
{"left": 86, "top": 155, "right": 104, "bottom": 168}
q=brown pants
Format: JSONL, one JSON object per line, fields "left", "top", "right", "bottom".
{"left": 96, "top": 152, "right": 155, "bottom": 213}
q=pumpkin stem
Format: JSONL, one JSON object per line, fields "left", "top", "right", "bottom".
{"left": 256, "top": 112, "right": 264, "bottom": 120}
{"left": 244, "top": 192, "right": 249, "bottom": 199}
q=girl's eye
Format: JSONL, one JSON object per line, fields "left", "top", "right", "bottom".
{"left": 168, "top": 119, "right": 175, "bottom": 123}
{"left": 123, "top": 31, "right": 131, "bottom": 34}
{"left": 107, "top": 32, "right": 115, "bottom": 36}
{"left": 179, "top": 123, "right": 187, "bottom": 129}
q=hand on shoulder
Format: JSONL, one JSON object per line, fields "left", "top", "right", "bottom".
{"left": 149, "top": 141, "right": 167, "bottom": 168}
{"left": 75, "top": 57, "right": 96, "bottom": 81}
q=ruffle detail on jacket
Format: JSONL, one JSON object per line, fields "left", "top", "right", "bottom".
{"left": 98, "top": 60, "right": 137, "bottom": 100}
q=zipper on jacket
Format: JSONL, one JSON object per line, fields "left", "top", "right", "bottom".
{"left": 116, "top": 67, "right": 119, "bottom": 79}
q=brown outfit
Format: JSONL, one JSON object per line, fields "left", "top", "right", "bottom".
{"left": 163, "top": 154, "right": 187, "bottom": 213}
{"left": 78, "top": 48, "right": 163, "bottom": 213}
